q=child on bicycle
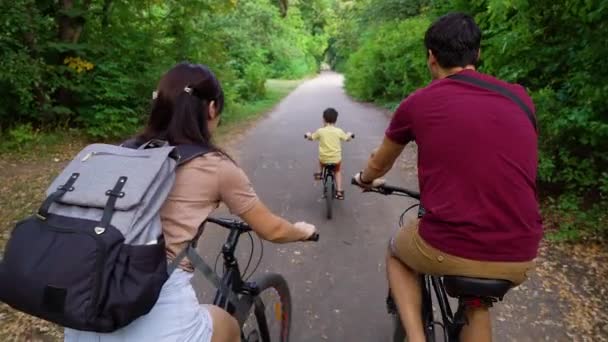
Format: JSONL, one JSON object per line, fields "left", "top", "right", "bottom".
{"left": 305, "top": 107, "right": 354, "bottom": 200}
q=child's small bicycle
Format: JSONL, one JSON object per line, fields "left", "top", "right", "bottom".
{"left": 305, "top": 134, "right": 354, "bottom": 220}
{"left": 320, "top": 163, "right": 338, "bottom": 219}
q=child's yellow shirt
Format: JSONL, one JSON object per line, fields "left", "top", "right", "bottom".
{"left": 311, "top": 125, "right": 350, "bottom": 164}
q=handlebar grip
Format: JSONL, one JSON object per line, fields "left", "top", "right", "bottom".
{"left": 307, "top": 232, "right": 320, "bottom": 242}
{"left": 351, "top": 133, "right": 355, "bottom": 139}
{"left": 304, "top": 134, "right": 307, "bottom": 139}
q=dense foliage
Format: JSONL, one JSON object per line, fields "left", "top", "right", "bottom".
{"left": 0, "top": 0, "right": 331, "bottom": 139}
{"left": 2, "top": 0, "right": 606, "bottom": 238}
{"left": 331, "top": 0, "right": 607, "bottom": 238}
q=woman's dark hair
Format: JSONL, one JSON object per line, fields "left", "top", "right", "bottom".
{"left": 138, "top": 62, "right": 225, "bottom": 149}
{"left": 323, "top": 107, "right": 338, "bottom": 124}
{"left": 424, "top": 13, "right": 481, "bottom": 68}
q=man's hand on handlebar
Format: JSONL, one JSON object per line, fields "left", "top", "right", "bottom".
{"left": 352, "top": 172, "right": 386, "bottom": 190}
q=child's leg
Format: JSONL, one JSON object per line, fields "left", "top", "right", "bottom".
{"left": 335, "top": 169, "right": 343, "bottom": 191}
{"left": 314, "top": 161, "right": 323, "bottom": 180}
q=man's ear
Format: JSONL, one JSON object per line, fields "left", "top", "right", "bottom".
{"left": 208, "top": 100, "right": 217, "bottom": 120}
{"left": 428, "top": 49, "right": 437, "bottom": 65}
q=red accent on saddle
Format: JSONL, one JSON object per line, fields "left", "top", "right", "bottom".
{"left": 464, "top": 298, "right": 484, "bottom": 308}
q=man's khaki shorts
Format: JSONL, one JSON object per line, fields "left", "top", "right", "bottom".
{"left": 390, "top": 218, "right": 534, "bottom": 285}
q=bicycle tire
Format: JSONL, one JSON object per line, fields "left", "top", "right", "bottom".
{"left": 325, "top": 176, "right": 333, "bottom": 219}
{"left": 241, "top": 273, "right": 292, "bottom": 342}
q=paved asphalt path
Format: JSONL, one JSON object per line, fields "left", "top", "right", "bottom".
{"left": 193, "top": 72, "right": 539, "bottom": 341}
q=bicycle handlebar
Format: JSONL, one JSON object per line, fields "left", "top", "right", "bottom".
{"left": 206, "top": 217, "right": 251, "bottom": 232}
{"left": 304, "top": 133, "right": 355, "bottom": 140}
{"left": 351, "top": 178, "right": 420, "bottom": 200}
{"left": 206, "top": 217, "right": 320, "bottom": 241}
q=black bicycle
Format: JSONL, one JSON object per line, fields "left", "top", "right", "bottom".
{"left": 354, "top": 180, "right": 513, "bottom": 342}
{"left": 305, "top": 133, "right": 354, "bottom": 220}
{"left": 184, "top": 217, "right": 319, "bottom": 342}
{"left": 321, "top": 163, "right": 338, "bottom": 219}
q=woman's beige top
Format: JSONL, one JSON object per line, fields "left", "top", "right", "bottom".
{"left": 160, "top": 152, "right": 258, "bottom": 271}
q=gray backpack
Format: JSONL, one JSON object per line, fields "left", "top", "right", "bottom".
{"left": 0, "top": 140, "right": 209, "bottom": 332}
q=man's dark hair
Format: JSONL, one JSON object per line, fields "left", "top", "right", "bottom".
{"left": 323, "top": 107, "right": 338, "bottom": 123}
{"left": 424, "top": 13, "right": 481, "bottom": 68}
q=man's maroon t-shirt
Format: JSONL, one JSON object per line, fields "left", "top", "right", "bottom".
{"left": 386, "top": 69, "right": 542, "bottom": 262}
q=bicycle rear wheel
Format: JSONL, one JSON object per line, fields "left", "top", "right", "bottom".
{"left": 325, "top": 177, "right": 333, "bottom": 219}
{"left": 241, "top": 273, "right": 292, "bottom": 342}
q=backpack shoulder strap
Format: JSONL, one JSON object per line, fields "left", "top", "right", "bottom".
{"left": 448, "top": 73, "right": 537, "bottom": 132}
{"left": 174, "top": 144, "right": 212, "bottom": 165}
{"left": 120, "top": 138, "right": 140, "bottom": 149}
{"left": 120, "top": 139, "right": 211, "bottom": 165}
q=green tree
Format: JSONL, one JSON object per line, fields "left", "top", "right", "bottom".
{"left": 0, "top": 0, "right": 331, "bottom": 138}
{"left": 333, "top": 0, "right": 608, "bottom": 238}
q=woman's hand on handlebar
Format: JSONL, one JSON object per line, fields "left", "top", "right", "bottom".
{"left": 294, "top": 221, "right": 318, "bottom": 241}
{"left": 346, "top": 132, "right": 355, "bottom": 141}
{"left": 304, "top": 132, "right": 313, "bottom": 140}
{"left": 352, "top": 172, "right": 386, "bottom": 190}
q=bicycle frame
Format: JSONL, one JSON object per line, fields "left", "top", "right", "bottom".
{"left": 417, "top": 275, "right": 468, "bottom": 341}
{"left": 322, "top": 165, "right": 336, "bottom": 193}
{"left": 189, "top": 218, "right": 270, "bottom": 338}
{"left": 214, "top": 255, "right": 273, "bottom": 340}
{"left": 204, "top": 217, "right": 318, "bottom": 342}
{"left": 352, "top": 180, "right": 468, "bottom": 341}
{"left": 387, "top": 258, "right": 468, "bottom": 342}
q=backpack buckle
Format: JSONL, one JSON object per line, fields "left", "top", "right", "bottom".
{"left": 105, "top": 190, "right": 125, "bottom": 198}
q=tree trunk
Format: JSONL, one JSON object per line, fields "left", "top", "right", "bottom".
{"left": 58, "top": 0, "right": 92, "bottom": 44}
{"left": 55, "top": 0, "right": 93, "bottom": 121}
{"left": 101, "top": 0, "right": 113, "bottom": 29}
{"left": 278, "top": 0, "right": 288, "bottom": 17}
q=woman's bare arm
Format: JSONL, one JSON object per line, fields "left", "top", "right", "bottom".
{"left": 239, "top": 200, "right": 314, "bottom": 243}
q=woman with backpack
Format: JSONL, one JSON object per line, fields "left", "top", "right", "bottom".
{"left": 64, "top": 62, "right": 317, "bottom": 341}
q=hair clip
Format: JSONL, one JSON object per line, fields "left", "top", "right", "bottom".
{"left": 184, "top": 86, "right": 193, "bottom": 95}
{"left": 152, "top": 91, "right": 158, "bottom": 100}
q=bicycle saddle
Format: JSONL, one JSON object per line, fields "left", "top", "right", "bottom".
{"left": 323, "top": 164, "right": 337, "bottom": 171}
{"left": 443, "top": 276, "right": 513, "bottom": 299}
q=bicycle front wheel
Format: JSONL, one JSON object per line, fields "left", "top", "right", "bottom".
{"left": 241, "top": 273, "right": 292, "bottom": 342}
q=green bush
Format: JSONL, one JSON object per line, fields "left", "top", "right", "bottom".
{"left": 0, "top": 0, "right": 328, "bottom": 137}
{"left": 334, "top": 0, "right": 608, "bottom": 239}
{"left": 3, "top": 123, "right": 38, "bottom": 150}
{"left": 344, "top": 17, "right": 430, "bottom": 102}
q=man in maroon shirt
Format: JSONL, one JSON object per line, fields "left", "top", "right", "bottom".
{"left": 354, "top": 13, "right": 542, "bottom": 342}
